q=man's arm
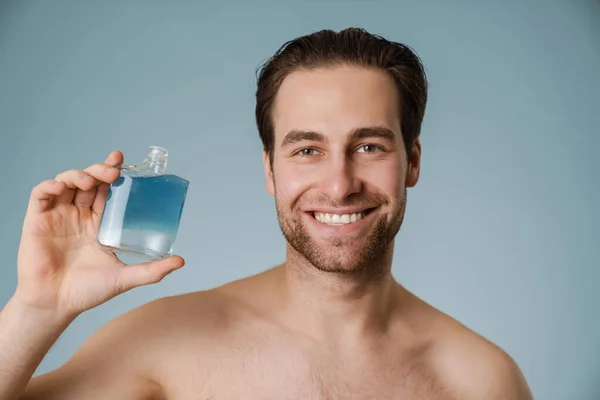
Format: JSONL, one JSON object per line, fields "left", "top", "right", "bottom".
{"left": 0, "top": 296, "right": 162, "bottom": 400}
{"left": 0, "top": 297, "right": 73, "bottom": 400}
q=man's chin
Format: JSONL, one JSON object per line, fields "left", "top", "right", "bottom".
{"left": 305, "top": 255, "right": 365, "bottom": 274}
{"left": 292, "top": 239, "right": 382, "bottom": 274}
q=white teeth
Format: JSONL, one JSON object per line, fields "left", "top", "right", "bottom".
{"left": 314, "top": 212, "right": 365, "bottom": 225}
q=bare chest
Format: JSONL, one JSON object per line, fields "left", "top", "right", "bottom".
{"left": 158, "top": 338, "right": 453, "bottom": 400}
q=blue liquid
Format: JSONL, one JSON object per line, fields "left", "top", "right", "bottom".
{"left": 98, "top": 173, "right": 189, "bottom": 260}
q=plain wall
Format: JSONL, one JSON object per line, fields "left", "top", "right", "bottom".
{"left": 1, "top": 1, "right": 598, "bottom": 399}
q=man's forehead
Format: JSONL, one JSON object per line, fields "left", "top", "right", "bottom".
{"left": 274, "top": 66, "right": 397, "bottom": 107}
{"left": 271, "top": 67, "right": 401, "bottom": 143}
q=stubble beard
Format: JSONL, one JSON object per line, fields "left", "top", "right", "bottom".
{"left": 275, "top": 188, "right": 407, "bottom": 279}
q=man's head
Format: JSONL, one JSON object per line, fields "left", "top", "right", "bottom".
{"left": 255, "top": 28, "right": 427, "bottom": 275}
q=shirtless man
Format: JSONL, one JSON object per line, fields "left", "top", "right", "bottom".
{"left": 0, "top": 28, "right": 533, "bottom": 399}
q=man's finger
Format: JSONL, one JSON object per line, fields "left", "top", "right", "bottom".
{"left": 114, "top": 256, "right": 185, "bottom": 293}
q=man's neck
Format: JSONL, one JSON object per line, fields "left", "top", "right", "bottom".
{"left": 275, "top": 244, "right": 403, "bottom": 347}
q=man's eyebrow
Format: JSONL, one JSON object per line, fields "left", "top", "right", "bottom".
{"left": 350, "top": 126, "right": 397, "bottom": 142}
{"left": 281, "top": 130, "right": 327, "bottom": 147}
{"left": 280, "top": 126, "right": 398, "bottom": 147}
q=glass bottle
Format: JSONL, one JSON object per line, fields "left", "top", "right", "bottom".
{"left": 97, "top": 146, "right": 189, "bottom": 260}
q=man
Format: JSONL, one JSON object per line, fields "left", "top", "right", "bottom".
{"left": 0, "top": 28, "right": 533, "bottom": 399}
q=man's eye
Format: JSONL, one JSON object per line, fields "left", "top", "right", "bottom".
{"left": 356, "top": 144, "right": 384, "bottom": 153}
{"left": 297, "top": 148, "right": 320, "bottom": 156}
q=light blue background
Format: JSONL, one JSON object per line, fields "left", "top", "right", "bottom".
{"left": 1, "top": 1, "right": 598, "bottom": 399}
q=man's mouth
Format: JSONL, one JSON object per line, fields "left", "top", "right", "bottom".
{"left": 311, "top": 208, "right": 376, "bottom": 226}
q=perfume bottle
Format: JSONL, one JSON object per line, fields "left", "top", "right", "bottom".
{"left": 97, "top": 146, "right": 189, "bottom": 260}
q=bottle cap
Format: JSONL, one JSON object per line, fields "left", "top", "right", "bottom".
{"left": 149, "top": 145, "right": 168, "bottom": 154}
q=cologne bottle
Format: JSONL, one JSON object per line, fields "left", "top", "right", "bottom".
{"left": 97, "top": 146, "right": 189, "bottom": 260}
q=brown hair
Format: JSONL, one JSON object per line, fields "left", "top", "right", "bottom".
{"left": 255, "top": 27, "right": 428, "bottom": 166}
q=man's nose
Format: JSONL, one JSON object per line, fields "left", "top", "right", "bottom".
{"left": 318, "top": 155, "right": 362, "bottom": 202}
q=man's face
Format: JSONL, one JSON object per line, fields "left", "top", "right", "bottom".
{"left": 264, "top": 65, "right": 421, "bottom": 274}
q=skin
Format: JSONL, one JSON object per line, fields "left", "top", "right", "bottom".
{"left": 0, "top": 65, "right": 534, "bottom": 400}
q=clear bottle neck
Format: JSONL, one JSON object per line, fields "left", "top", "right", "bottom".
{"left": 142, "top": 146, "right": 168, "bottom": 174}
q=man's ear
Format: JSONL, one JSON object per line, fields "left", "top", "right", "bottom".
{"left": 406, "top": 138, "right": 421, "bottom": 188}
{"left": 263, "top": 150, "right": 275, "bottom": 196}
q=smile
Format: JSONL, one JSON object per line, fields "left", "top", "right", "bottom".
{"left": 312, "top": 209, "right": 375, "bottom": 226}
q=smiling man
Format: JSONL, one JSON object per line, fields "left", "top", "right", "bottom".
{"left": 1, "top": 28, "right": 533, "bottom": 400}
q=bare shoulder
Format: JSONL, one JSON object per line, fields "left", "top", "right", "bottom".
{"left": 23, "top": 288, "right": 245, "bottom": 400}
{"left": 111, "top": 266, "right": 277, "bottom": 336}
{"left": 427, "top": 312, "right": 534, "bottom": 400}
{"left": 98, "top": 267, "right": 277, "bottom": 355}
